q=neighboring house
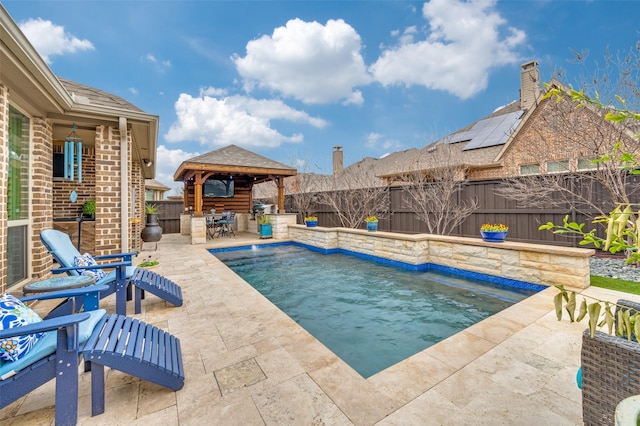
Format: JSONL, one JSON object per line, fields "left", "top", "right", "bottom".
{"left": 0, "top": 6, "right": 158, "bottom": 291}
{"left": 145, "top": 179, "right": 171, "bottom": 201}
{"left": 258, "top": 60, "right": 636, "bottom": 218}
{"left": 381, "top": 60, "right": 636, "bottom": 183}
{"left": 253, "top": 146, "right": 421, "bottom": 200}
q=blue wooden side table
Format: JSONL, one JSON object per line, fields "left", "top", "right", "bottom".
{"left": 23, "top": 275, "right": 96, "bottom": 295}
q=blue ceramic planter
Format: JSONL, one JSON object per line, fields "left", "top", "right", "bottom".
{"left": 259, "top": 223, "right": 272, "bottom": 239}
{"left": 480, "top": 230, "right": 508, "bottom": 242}
{"left": 366, "top": 221, "right": 378, "bottom": 232}
{"left": 305, "top": 220, "right": 318, "bottom": 227}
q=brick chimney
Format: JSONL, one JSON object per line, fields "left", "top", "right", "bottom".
{"left": 520, "top": 60, "right": 540, "bottom": 110}
{"left": 333, "top": 146, "right": 343, "bottom": 175}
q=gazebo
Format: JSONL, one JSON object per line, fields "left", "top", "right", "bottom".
{"left": 173, "top": 144, "right": 297, "bottom": 217}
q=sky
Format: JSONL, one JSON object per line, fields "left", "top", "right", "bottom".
{"left": 3, "top": 0, "right": 640, "bottom": 195}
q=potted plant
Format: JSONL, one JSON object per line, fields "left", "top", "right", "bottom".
{"left": 145, "top": 203, "right": 159, "bottom": 214}
{"left": 480, "top": 223, "right": 508, "bottom": 242}
{"left": 82, "top": 200, "right": 96, "bottom": 219}
{"left": 365, "top": 216, "right": 378, "bottom": 232}
{"left": 141, "top": 203, "right": 162, "bottom": 246}
{"left": 258, "top": 214, "right": 272, "bottom": 239}
{"left": 137, "top": 254, "right": 159, "bottom": 269}
{"left": 304, "top": 216, "right": 318, "bottom": 227}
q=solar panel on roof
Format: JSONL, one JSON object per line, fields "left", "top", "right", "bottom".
{"left": 448, "top": 131, "right": 471, "bottom": 143}
{"left": 462, "top": 110, "right": 523, "bottom": 151}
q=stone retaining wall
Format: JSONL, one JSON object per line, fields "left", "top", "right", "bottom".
{"left": 289, "top": 225, "right": 593, "bottom": 289}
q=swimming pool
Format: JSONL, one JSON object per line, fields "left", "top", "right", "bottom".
{"left": 211, "top": 243, "right": 543, "bottom": 378}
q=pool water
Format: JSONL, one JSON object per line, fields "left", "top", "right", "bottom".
{"left": 212, "top": 243, "right": 541, "bottom": 378}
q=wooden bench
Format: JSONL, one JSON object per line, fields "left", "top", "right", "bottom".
{"left": 82, "top": 314, "right": 184, "bottom": 416}
{"left": 129, "top": 268, "right": 183, "bottom": 314}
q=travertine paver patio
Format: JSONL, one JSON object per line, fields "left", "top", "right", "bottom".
{"left": 2, "top": 232, "right": 638, "bottom": 425}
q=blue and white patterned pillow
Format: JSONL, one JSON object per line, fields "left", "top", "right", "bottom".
{"left": 0, "top": 294, "right": 43, "bottom": 362}
{"left": 73, "top": 253, "right": 106, "bottom": 281}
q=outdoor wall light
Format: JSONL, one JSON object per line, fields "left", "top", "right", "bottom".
{"left": 143, "top": 159, "right": 152, "bottom": 167}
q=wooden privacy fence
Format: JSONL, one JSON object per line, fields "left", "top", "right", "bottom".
{"left": 285, "top": 174, "right": 640, "bottom": 248}
{"left": 154, "top": 201, "right": 184, "bottom": 234}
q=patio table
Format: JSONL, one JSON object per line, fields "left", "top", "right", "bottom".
{"left": 23, "top": 275, "right": 96, "bottom": 295}
{"left": 206, "top": 214, "right": 223, "bottom": 239}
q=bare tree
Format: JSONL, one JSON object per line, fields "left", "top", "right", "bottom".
{"left": 316, "top": 161, "right": 389, "bottom": 228}
{"left": 496, "top": 47, "right": 640, "bottom": 220}
{"left": 394, "top": 142, "right": 478, "bottom": 235}
{"left": 496, "top": 89, "right": 639, "bottom": 219}
{"left": 286, "top": 154, "right": 322, "bottom": 222}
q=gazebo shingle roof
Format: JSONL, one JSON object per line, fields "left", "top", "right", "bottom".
{"left": 182, "top": 144, "right": 294, "bottom": 171}
{"left": 174, "top": 144, "right": 296, "bottom": 182}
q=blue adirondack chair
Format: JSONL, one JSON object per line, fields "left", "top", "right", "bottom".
{"left": 0, "top": 285, "right": 184, "bottom": 425}
{"left": 40, "top": 229, "right": 182, "bottom": 315}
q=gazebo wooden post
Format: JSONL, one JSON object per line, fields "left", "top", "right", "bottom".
{"left": 182, "top": 181, "right": 188, "bottom": 212}
{"left": 276, "top": 176, "right": 285, "bottom": 213}
{"left": 194, "top": 174, "right": 205, "bottom": 217}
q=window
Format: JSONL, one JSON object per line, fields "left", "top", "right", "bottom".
{"left": 546, "top": 160, "right": 570, "bottom": 173}
{"left": 7, "top": 105, "right": 30, "bottom": 286}
{"left": 8, "top": 106, "right": 29, "bottom": 220}
{"left": 577, "top": 157, "right": 597, "bottom": 171}
{"left": 519, "top": 163, "right": 540, "bottom": 175}
{"left": 203, "top": 179, "right": 234, "bottom": 198}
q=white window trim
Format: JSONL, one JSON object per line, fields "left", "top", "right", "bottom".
{"left": 519, "top": 163, "right": 540, "bottom": 176}
{"left": 545, "top": 160, "right": 570, "bottom": 174}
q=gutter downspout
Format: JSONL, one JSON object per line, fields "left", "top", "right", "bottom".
{"left": 119, "top": 117, "right": 129, "bottom": 252}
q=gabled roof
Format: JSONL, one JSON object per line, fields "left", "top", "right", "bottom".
{"left": 173, "top": 144, "right": 297, "bottom": 181}
{"left": 59, "top": 78, "right": 144, "bottom": 112}
{"left": 379, "top": 102, "right": 524, "bottom": 179}
{"left": 1, "top": 5, "right": 158, "bottom": 178}
{"left": 145, "top": 179, "right": 171, "bottom": 191}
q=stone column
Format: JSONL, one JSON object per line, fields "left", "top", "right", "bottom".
{"left": 271, "top": 214, "right": 297, "bottom": 239}
{"left": 190, "top": 216, "right": 206, "bottom": 244}
{"left": 180, "top": 214, "right": 192, "bottom": 236}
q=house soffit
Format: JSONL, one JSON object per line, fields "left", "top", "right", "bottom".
{"left": 2, "top": 6, "right": 159, "bottom": 177}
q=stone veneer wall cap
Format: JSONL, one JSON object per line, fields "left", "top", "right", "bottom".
{"left": 291, "top": 226, "right": 595, "bottom": 258}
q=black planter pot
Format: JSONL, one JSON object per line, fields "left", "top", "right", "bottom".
{"left": 141, "top": 213, "right": 163, "bottom": 244}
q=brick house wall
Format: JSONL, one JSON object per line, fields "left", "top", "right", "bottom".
{"left": 467, "top": 97, "right": 632, "bottom": 180}
{"left": 95, "top": 125, "right": 125, "bottom": 256}
{"left": 0, "top": 86, "right": 147, "bottom": 291}
{"left": 2, "top": 9, "right": 158, "bottom": 292}
{"left": 31, "top": 118, "right": 54, "bottom": 279}
{"left": 52, "top": 144, "right": 96, "bottom": 218}
{"left": 131, "top": 161, "right": 145, "bottom": 252}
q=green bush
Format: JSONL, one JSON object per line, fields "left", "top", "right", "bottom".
{"left": 82, "top": 200, "right": 96, "bottom": 215}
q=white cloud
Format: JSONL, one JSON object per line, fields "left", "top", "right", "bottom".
{"left": 154, "top": 145, "right": 200, "bottom": 196}
{"left": 18, "top": 18, "right": 94, "bottom": 64}
{"left": 233, "top": 18, "right": 371, "bottom": 105}
{"left": 144, "top": 53, "right": 171, "bottom": 72}
{"left": 365, "top": 132, "right": 401, "bottom": 150}
{"left": 164, "top": 93, "right": 327, "bottom": 148}
{"left": 399, "top": 26, "right": 418, "bottom": 45}
{"left": 128, "top": 87, "right": 139, "bottom": 96}
{"left": 369, "top": 0, "right": 526, "bottom": 99}
{"left": 199, "top": 86, "right": 228, "bottom": 97}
